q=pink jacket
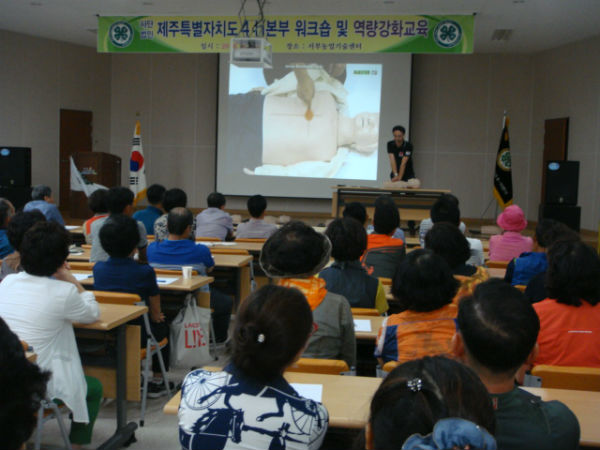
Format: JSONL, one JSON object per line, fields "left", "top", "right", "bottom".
{"left": 489, "top": 231, "right": 533, "bottom": 262}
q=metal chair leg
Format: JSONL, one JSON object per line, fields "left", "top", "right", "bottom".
{"left": 139, "top": 339, "right": 151, "bottom": 427}
{"left": 49, "top": 402, "right": 73, "bottom": 450}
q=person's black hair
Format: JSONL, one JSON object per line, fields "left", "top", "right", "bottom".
{"left": 260, "top": 221, "right": 330, "bottom": 277}
{"left": 7, "top": 210, "right": 46, "bottom": 250}
{"left": 31, "top": 185, "right": 51, "bottom": 201}
{"left": 458, "top": 279, "right": 540, "bottom": 374}
{"left": 20, "top": 222, "right": 70, "bottom": 276}
{"left": 392, "top": 125, "right": 406, "bottom": 134}
{"left": 546, "top": 240, "right": 600, "bottom": 306}
{"left": 232, "top": 285, "right": 312, "bottom": 382}
{"left": 162, "top": 188, "right": 188, "bottom": 212}
{"left": 364, "top": 356, "right": 495, "bottom": 450}
{"left": 392, "top": 249, "right": 459, "bottom": 312}
{"left": 373, "top": 196, "right": 399, "bottom": 235}
{"left": 146, "top": 184, "right": 166, "bottom": 206}
{"left": 88, "top": 189, "right": 109, "bottom": 214}
{"left": 106, "top": 186, "right": 134, "bottom": 214}
{"left": 342, "top": 202, "right": 367, "bottom": 226}
{"left": 247, "top": 195, "right": 267, "bottom": 218}
{"left": 207, "top": 192, "right": 226, "bottom": 208}
{"left": 430, "top": 195, "right": 461, "bottom": 226}
{"left": 167, "top": 207, "right": 193, "bottom": 236}
{"left": 0, "top": 198, "right": 14, "bottom": 228}
{"left": 424, "top": 222, "right": 471, "bottom": 269}
{"left": 99, "top": 214, "right": 140, "bottom": 258}
{"left": 535, "top": 218, "right": 579, "bottom": 248}
{"left": 325, "top": 217, "right": 367, "bottom": 262}
{"left": 0, "top": 317, "right": 50, "bottom": 450}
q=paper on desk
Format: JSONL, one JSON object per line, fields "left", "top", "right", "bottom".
{"left": 354, "top": 319, "right": 372, "bottom": 332}
{"left": 196, "top": 242, "right": 215, "bottom": 247}
{"left": 290, "top": 383, "right": 323, "bottom": 403}
{"left": 215, "top": 242, "right": 236, "bottom": 246}
{"left": 65, "top": 225, "right": 79, "bottom": 230}
{"left": 156, "top": 276, "right": 179, "bottom": 285}
{"left": 73, "top": 273, "right": 93, "bottom": 281}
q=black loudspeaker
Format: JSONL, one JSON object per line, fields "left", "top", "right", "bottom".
{"left": 539, "top": 204, "right": 581, "bottom": 232}
{"left": 0, "top": 186, "right": 31, "bottom": 211}
{"left": 545, "top": 160, "right": 579, "bottom": 205}
{"left": 0, "top": 147, "right": 31, "bottom": 187}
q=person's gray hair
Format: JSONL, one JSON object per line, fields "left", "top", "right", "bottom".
{"left": 31, "top": 185, "right": 51, "bottom": 201}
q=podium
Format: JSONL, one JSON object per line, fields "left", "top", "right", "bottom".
{"left": 70, "top": 152, "right": 121, "bottom": 219}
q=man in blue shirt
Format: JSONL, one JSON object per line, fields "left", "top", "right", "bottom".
{"left": 133, "top": 184, "right": 165, "bottom": 235}
{"left": 0, "top": 198, "right": 15, "bottom": 258}
{"left": 23, "top": 185, "right": 64, "bottom": 225}
{"left": 148, "top": 207, "right": 232, "bottom": 343}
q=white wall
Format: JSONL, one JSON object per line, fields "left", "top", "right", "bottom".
{"left": 0, "top": 30, "right": 111, "bottom": 201}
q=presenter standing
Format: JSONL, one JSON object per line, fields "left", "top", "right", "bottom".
{"left": 387, "top": 125, "right": 415, "bottom": 182}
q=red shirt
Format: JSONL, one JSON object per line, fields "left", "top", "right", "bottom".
{"left": 534, "top": 298, "right": 600, "bottom": 367}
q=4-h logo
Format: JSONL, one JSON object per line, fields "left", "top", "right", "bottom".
{"left": 497, "top": 149, "right": 512, "bottom": 171}
{"left": 109, "top": 21, "right": 134, "bottom": 48}
{"left": 433, "top": 20, "right": 462, "bottom": 48}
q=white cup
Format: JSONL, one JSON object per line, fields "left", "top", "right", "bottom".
{"left": 182, "top": 266, "right": 193, "bottom": 279}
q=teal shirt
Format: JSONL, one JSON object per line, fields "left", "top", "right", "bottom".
{"left": 492, "top": 387, "right": 580, "bottom": 450}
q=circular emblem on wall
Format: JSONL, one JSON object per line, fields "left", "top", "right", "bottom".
{"left": 109, "top": 21, "right": 134, "bottom": 48}
{"left": 497, "top": 149, "right": 512, "bottom": 172}
{"left": 0, "top": 148, "right": 10, "bottom": 157}
{"left": 433, "top": 20, "right": 462, "bottom": 48}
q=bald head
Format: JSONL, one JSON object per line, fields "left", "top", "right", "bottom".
{"left": 167, "top": 207, "right": 193, "bottom": 237}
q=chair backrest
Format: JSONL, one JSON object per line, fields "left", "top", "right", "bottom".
{"left": 195, "top": 236, "right": 222, "bottom": 242}
{"left": 382, "top": 360, "right": 401, "bottom": 373}
{"left": 210, "top": 248, "right": 249, "bottom": 255}
{"left": 92, "top": 290, "right": 140, "bottom": 305}
{"left": 287, "top": 358, "right": 350, "bottom": 375}
{"left": 351, "top": 307, "right": 380, "bottom": 317}
{"left": 235, "top": 238, "right": 267, "bottom": 243}
{"left": 81, "top": 244, "right": 92, "bottom": 250}
{"left": 514, "top": 284, "right": 527, "bottom": 292}
{"left": 69, "top": 262, "right": 95, "bottom": 271}
{"left": 487, "top": 260, "right": 509, "bottom": 269}
{"left": 531, "top": 365, "right": 600, "bottom": 391}
{"left": 378, "top": 277, "right": 392, "bottom": 287}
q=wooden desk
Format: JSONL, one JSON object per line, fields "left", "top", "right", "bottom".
{"left": 331, "top": 185, "right": 450, "bottom": 222}
{"left": 487, "top": 267, "right": 506, "bottom": 278}
{"left": 164, "top": 371, "right": 379, "bottom": 429}
{"left": 523, "top": 387, "right": 600, "bottom": 447}
{"left": 209, "top": 241, "right": 264, "bottom": 254}
{"left": 75, "top": 303, "right": 147, "bottom": 450}
{"left": 354, "top": 315, "right": 383, "bottom": 341}
{"left": 212, "top": 254, "right": 253, "bottom": 302}
{"left": 72, "top": 270, "right": 213, "bottom": 293}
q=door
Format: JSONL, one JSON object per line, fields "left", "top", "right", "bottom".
{"left": 59, "top": 109, "right": 92, "bottom": 209}
{"left": 541, "top": 117, "right": 569, "bottom": 204}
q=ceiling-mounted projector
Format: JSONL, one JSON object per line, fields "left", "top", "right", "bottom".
{"left": 230, "top": 37, "right": 272, "bottom": 68}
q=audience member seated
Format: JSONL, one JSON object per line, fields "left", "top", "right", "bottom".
{"left": 360, "top": 195, "right": 406, "bottom": 278}
{"left": 454, "top": 279, "right": 580, "bottom": 450}
{"left": 90, "top": 186, "right": 148, "bottom": 263}
{"left": 534, "top": 239, "right": 600, "bottom": 367}
{"left": 419, "top": 193, "right": 467, "bottom": 247}
{"left": 195, "top": 192, "right": 233, "bottom": 241}
{"left": 133, "top": 183, "right": 165, "bottom": 235}
{"left": 344, "top": 200, "right": 406, "bottom": 242}
{"left": 93, "top": 214, "right": 172, "bottom": 396}
{"left": 0, "top": 222, "right": 101, "bottom": 449}
{"left": 147, "top": 207, "right": 232, "bottom": 343}
{"left": 374, "top": 249, "right": 458, "bottom": 364}
{"left": 489, "top": 204, "right": 533, "bottom": 261}
{"left": 425, "top": 222, "right": 489, "bottom": 301}
{"left": 260, "top": 221, "right": 356, "bottom": 367}
{"left": 0, "top": 197, "right": 15, "bottom": 258}
{"left": 82, "top": 189, "right": 109, "bottom": 244}
{"left": 359, "top": 356, "right": 496, "bottom": 450}
{"left": 0, "top": 317, "right": 50, "bottom": 450}
{"left": 235, "top": 194, "right": 278, "bottom": 239}
{"left": 23, "top": 185, "right": 64, "bottom": 225}
{"left": 429, "top": 194, "right": 484, "bottom": 266}
{"left": 178, "top": 285, "right": 328, "bottom": 450}
{"left": 154, "top": 188, "right": 195, "bottom": 242}
{"left": 320, "top": 217, "right": 388, "bottom": 314}
{"left": 0, "top": 210, "right": 45, "bottom": 281}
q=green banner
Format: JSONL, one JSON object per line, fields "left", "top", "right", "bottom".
{"left": 98, "top": 15, "right": 473, "bottom": 54}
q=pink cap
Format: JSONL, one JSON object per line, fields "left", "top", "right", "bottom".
{"left": 497, "top": 205, "right": 527, "bottom": 232}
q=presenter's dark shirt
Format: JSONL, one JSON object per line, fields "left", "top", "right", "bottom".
{"left": 387, "top": 140, "right": 415, "bottom": 180}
